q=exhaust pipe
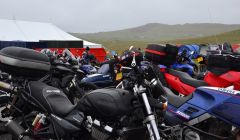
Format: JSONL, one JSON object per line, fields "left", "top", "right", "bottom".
{"left": 5, "top": 120, "right": 32, "bottom": 140}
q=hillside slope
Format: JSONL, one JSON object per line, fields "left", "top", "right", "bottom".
{"left": 166, "top": 29, "right": 240, "bottom": 44}
{"left": 72, "top": 23, "right": 240, "bottom": 42}
{"left": 85, "top": 29, "right": 240, "bottom": 53}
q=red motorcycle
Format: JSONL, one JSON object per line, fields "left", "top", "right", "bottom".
{"left": 163, "top": 54, "right": 240, "bottom": 96}
{"left": 145, "top": 44, "right": 240, "bottom": 96}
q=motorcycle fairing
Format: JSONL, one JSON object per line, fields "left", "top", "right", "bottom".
{"left": 166, "top": 103, "right": 206, "bottom": 126}
{"left": 211, "top": 94, "right": 240, "bottom": 127}
{"left": 187, "top": 87, "right": 229, "bottom": 110}
{"left": 164, "top": 73, "right": 195, "bottom": 95}
{"left": 166, "top": 87, "right": 240, "bottom": 127}
{"left": 219, "top": 71, "right": 240, "bottom": 82}
{"left": 204, "top": 71, "right": 240, "bottom": 90}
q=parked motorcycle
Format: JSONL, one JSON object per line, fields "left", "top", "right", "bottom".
{"left": 80, "top": 61, "right": 119, "bottom": 88}
{"left": 144, "top": 43, "right": 240, "bottom": 96}
{"left": 120, "top": 60, "right": 240, "bottom": 139}
{"left": 81, "top": 46, "right": 143, "bottom": 88}
{"left": 62, "top": 48, "right": 98, "bottom": 75}
{"left": 4, "top": 51, "right": 166, "bottom": 140}
{"left": 162, "top": 84, "right": 240, "bottom": 139}
{"left": 171, "top": 45, "right": 201, "bottom": 77}
{"left": 163, "top": 53, "right": 240, "bottom": 96}
{"left": 0, "top": 47, "right": 97, "bottom": 108}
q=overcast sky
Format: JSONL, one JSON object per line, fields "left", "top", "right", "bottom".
{"left": 0, "top": 0, "right": 239, "bottom": 33}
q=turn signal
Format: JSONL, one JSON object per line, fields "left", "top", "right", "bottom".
{"left": 162, "top": 102, "right": 168, "bottom": 111}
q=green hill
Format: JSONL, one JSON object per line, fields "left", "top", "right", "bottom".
{"left": 72, "top": 23, "right": 240, "bottom": 42}
{"left": 75, "top": 29, "right": 240, "bottom": 53}
{"left": 164, "top": 29, "right": 240, "bottom": 45}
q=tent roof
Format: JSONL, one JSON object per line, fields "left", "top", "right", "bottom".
{"left": 0, "top": 19, "right": 102, "bottom": 48}
{"left": 0, "top": 19, "right": 81, "bottom": 42}
{"left": 83, "top": 40, "right": 102, "bottom": 47}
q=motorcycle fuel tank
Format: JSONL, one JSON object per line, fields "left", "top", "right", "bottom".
{"left": 77, "top": 88, "right": 135, "bottom": 121}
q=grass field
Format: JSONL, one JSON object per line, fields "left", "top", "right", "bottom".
{"left": 81, "top": 29, "right": 240, "bottom": 53}
{"left": 165, "top": 29, "right": 240, "bottom": 45}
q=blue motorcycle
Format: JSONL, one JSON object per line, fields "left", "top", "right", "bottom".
{"left": 171, "top": 45, "right": 201, "bottom": 77}
{"left": 80, "top": 51, "right": 120, "bottom": 88}
{"left": 135, "top": 60, "right": 239, "bottom": 139}
{"left": 162, "top": 85, "right": 240, "bottom": 139}
{"left": 82, "top": 48, "right": 144, "bottom": 88}
{"left": 81, "top": 63, "right": 116, "bottom": 88}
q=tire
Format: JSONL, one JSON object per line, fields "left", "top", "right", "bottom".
{"left": 183, "top": 129, "right": 201, "bottom": 140}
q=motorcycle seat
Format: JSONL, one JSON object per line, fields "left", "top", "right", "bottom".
{"left": 164, "top": 87, "right": 192, "bottom": 107}
{"left": 29, "top": 81, "right": 76, "bottom": 117}
{"left": 168, "top": 69, "right": 208, "bottom": 87}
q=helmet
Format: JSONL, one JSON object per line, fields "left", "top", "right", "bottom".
{"left": 86, "top": 46, "right": 90, "bottom": 51}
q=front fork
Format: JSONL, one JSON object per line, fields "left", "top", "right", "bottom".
{"left": 134, "top": 85, "right": 160, "bottom": 140}
{"left": 116, "top": 81, "right": 124, "bottom": 89}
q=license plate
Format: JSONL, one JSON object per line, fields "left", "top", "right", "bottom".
{"left": 116, "top": 72, "right": 123, "bottom": 80}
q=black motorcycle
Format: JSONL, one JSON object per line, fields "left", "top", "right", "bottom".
{"left": 0, "top": 47, "right": 97, "bottom": 108}
{"left": 4, "top": 52, "right": 167, "bottom": 140}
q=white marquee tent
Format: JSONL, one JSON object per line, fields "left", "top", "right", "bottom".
{"left": 83, "top": 40, "right": 102, "bottom": 48}
{"left": 0, "top": 19, "right": 102, "bottom": 48}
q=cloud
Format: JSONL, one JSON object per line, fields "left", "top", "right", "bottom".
{"left": 0, "top": 0, "right": 239, "bottom": 32}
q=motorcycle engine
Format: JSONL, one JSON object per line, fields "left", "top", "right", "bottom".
{"left": 91, "top": 119, "right": 113, "bottom": 140}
